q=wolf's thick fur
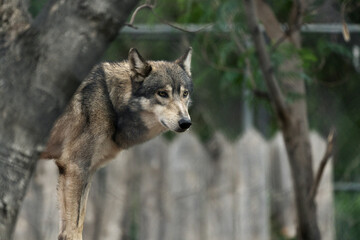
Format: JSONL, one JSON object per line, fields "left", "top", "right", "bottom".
{"left": 42, "top": 48, "right": 193, "bottom": 240}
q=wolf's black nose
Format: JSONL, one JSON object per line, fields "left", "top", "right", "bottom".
{"left": 178, "top": 118, "right": 192, "bottom": 130}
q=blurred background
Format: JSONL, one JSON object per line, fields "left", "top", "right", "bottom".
{"left": 14, "top": 0, "right": 360, "bottom": 239}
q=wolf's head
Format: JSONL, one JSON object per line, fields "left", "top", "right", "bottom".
{"left": 129, "top": 48, "right": 193, "bottom": 133}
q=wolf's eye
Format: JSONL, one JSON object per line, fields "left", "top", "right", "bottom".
{"left": 183, "top": 91, "right": 189, "bottom": 98}
{"left": 157, "top": 91, "right": 169, "bottom": 98}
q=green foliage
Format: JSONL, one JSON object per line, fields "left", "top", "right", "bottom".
{"left": 302, "top": 36, "right": 360, "bottom": 182}
{"left": 299, "top": 47, "right": 318, "bottom": 70}
{"left": 267, "top": 0, "right": 294, "bottom": 23}
{"left": 338, "top": 0, "right": 360, "bottom": 22}
{"left": 29, "top": 0, "right": 47, "bottom": 17}
{"left": 335, "top": 192, "right": 360, "bottom": 239}
{"left": 134, "top": 0, "right": 216, "bottom": 24}
{"left": 316, "top": 39, "right": 353, "bottom": 59}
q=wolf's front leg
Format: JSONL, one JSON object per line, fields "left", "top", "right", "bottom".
{"left": 57, "top": 167, "right": 92, "bottom": 240}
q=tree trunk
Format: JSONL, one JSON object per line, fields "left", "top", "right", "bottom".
{"left": 242, "top": 0, "right": 321, "bottom": 239}
{"left": 0, "top": 0, "right": 139, "bottom": 239}
{"left": 280, "top": 57, "right": 320, "bottom": 240}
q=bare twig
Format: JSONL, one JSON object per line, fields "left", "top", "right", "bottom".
{"left": 125, "top": 1, "right": 213, "bottom": 33}
{"left": 125, "top": 2, "right": 155, "bottom": 29}
{"left": 308, "top": 128, "right": 336, "bottom": 202}
{"left": 151, "top": 10, "right": 213, "bottom": 33}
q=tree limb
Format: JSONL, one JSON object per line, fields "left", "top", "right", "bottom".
{"left": 125, "top": 1, "right": 213, "bottom": 33}
{"left": 271, "top": 23, "right": 302, "bottom": 52}
{"left": 125, "top": 2, "right": 155, "bottom": 29}
{"left": 308, "top": 128, "right": 336, "bottom": 202}
{"left": 242, "top": 0, "right": 290, "bottom": 124}
{"left": 254, "top": 0, "right": 283, "bottom": 40}
{"left": 259, "top": 0, "right": 303, "bottom": 51}
{"left": 245, "top": 1, "right": 322, "bottom": 239}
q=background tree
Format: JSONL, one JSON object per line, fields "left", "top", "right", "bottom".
{"left": 0, "top": 0, "right": 139, "bottom": 239}
{"left": 242, "top": 0, "right": 323, "bottom": 239}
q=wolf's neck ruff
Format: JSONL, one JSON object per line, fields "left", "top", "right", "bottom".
{"left": 42, "top": 48, "right": 193, "bottom": 240}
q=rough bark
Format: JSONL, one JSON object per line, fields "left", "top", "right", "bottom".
{"left": 0, "top": 0, "right": 139, "bottom": 239}
{"left": 242, "top": 0, "right": 321, "bottom": 239}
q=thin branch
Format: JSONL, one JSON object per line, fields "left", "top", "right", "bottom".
{"left": 125, "top": 3, "right": 155, "bottom": 29}
{"left": 125, "top": 1, "right": 212, "bottom": 33}
{"left": 152, "top": 10, "right": 213, "bottom": 33}
{"left": 308, "top": 128, "right": 336, "bottom": 202}
{"left": 242, "top": 0, "right": 290, "bottom": 124}
{"left": 225, "top": 12, "right": 271, "bottom": 102}
{"left": 271, "top": 0, "right": 305, "bottom": 51}
{"left": 271, "top": 23, "right": 302, "bottom": 52}
{"left": 290, "top": 0, "right": 303, "bottom": 30}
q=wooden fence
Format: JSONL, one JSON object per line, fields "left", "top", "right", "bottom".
{"left": 14, "top": 129, "right": 334, "bottom": 240}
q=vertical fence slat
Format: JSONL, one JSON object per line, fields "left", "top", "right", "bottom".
{"left": 165, "top": 133, "right": 208, "bottom": 240}
{"left": 234, "top": 129, "right": 269, "bottom": 240}
{"left": 205, "top": 133, "right": 236, "bottom": 240}
{"left": 84, "top": 150, "right": 130, "bottom": 240}
{"left": 135, "top": 137, "right": 168, "bottom": 240}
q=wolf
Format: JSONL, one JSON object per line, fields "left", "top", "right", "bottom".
{"left": 41, "top": 47, "right": 193, "bottom": 240}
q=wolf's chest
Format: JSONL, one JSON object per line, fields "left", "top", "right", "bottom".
{"left": 113, "top": 107, "right": 165, "bottom": 149}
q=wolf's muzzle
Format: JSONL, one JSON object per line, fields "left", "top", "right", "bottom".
{"left": 178, "top": 118, "right": 192, "bottom": 130}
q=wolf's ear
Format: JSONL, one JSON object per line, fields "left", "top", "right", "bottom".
{"left": 175, "top": 47, "right": 192, "bottom": 77}
{"left": 128, "top": 48, "right": 152, "bottom": 81}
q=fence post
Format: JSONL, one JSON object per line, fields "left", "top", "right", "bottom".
{"left": 82, "top": 150, "right": 130, "bottom": 240}
{"left": 204, "top": 133, "right": 236, "bottom": 240}
{"left": 234, "top": 129, "right": 270, "bottom": 240}
{"left": 132, "top": 137, "right": 168, "bottom": 240}
{"left": 164, "top": 133, "right": 209, "bottom": 240}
